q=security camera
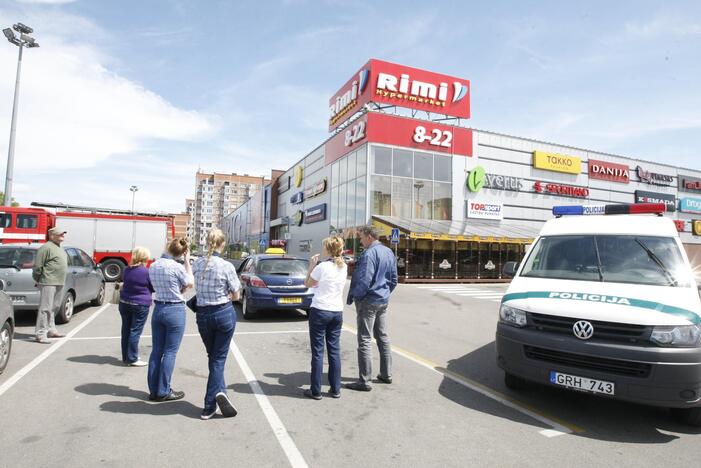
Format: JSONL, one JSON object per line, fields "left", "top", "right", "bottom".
{"left": 13, "top": 23, "right": 33, "bottom": 34}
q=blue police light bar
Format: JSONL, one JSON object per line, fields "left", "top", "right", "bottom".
{"left": 552, "top": 203, "right": 666, "bottom": 217}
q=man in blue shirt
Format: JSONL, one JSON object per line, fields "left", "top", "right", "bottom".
{"left": 345, "top": 225, "right": 398, "bottom": 391}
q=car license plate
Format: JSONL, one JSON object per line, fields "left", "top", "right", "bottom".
{"left": 549, "top": 371, "right": 615, "bottom": 395}
{"left": 278, "top": 297, "right": 302, "bottom": 304}
{"left": 10, "top": 295, "right": 25, "bottom": 303}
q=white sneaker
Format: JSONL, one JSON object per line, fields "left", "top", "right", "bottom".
{"left": 128, "top": 360, "right": 148, "bottom": 367}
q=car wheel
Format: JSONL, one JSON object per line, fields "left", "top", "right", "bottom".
{"left": 504, "top": 372, "right": 527, "bottom": 390}
{"left": 242, "top": 293, "right": 256, "bottom": 320}
{"left": 301, "top": 308, "right": 310, "bottom": 319}
{"left": 671, "top": 407, "right": 701, "bottom": 427}
{"left": 56, "top": 292, "right": 75, "bottom": 324}
{"left": 101, "top": 259, "right": 125, "bottom": 282}
{"left": 0, "top": 320, "right": 13, "bottom": 375}
{"left": 91, "top": 282, "right": 106, "bottom": 306}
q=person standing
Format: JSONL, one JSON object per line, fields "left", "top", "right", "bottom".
{"left": 147, "top": 238, "right": 193, "bottom": 402}
{"left": 345, "top": 226, "right": 398, "bottom": 391}
{"left": 32, "top": 227, "right": 68, "bottom": 344}
{"left": 303, "top": 236, "right": 347, "bottom": 400}
{"left": 119, "top": 247, "right": 154, "bottom": 367}
{"left": 192, "top": 229, "right": 241, "bottom": 420}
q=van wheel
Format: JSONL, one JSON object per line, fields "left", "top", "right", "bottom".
{"left": 504, "top": 372, "right": 527, "bottom": 390}
{"left": 242, "top": 293, "right": 256, "bottom": 320}
{"left": 0, "top": 320, "right": 13, "bottom": 375}
{"left": 101, "top": 259, "right": 125, "bottom": 282}
{"left": 671, "top": 407, "right": 701, "bottom": 427}
{"left": 56, "top": 292, "right": 75, "bottom": 324}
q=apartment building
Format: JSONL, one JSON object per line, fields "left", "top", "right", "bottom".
{"left": 192, "top": 171, "right": 270, "bottom": 249}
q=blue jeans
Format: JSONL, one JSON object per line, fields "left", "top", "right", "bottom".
{"left": 148, "top": 302, "right": 186, "bottom": 398}
{"left": 308, "top": 307, "right": 343, "bottom": 395}
{"left": 118, "top": 302, "right": 150, "bottom": 363}
{"left": 196, "top": 302, "right": 236, "bottom": 411}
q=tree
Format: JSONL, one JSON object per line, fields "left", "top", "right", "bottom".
{"left": 0, "top": 192, "right": 19, "bottom": 207}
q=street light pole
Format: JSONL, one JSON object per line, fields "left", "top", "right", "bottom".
{"left": 130, "top": 185, "right": 138, "bottom": 212}
{"left": 2, "top": 23, "right": 38, "bottom": 206}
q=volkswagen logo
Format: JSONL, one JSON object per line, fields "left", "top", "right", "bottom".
{"left": 572, "top": 320, "right": 594, "bottom": 340}
{"left": 286, "top": 279, "right": 293, "bottom": 285}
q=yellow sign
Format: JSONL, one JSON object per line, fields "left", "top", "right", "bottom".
{"left": 294, "top": 166, "right": 304, "bottom": 187}
{"left": 533, "top": 151, "right": 581, "bottom": 174}
{"left": 693, "top": 220, "right": 701, "bottom": 236}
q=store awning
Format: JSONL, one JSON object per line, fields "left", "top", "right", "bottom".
{"left": 372, "top": 216, "right": 539, "bottom": 243}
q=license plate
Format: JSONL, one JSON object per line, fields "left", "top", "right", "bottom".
{"left": 10, "top": 295, "right": 25, "bottom": 303}
{"left": 549, "top": 371, "right": 615, "bottom": 395}
{"left": 278, "top": 297, "right": 302, "bottom": 304}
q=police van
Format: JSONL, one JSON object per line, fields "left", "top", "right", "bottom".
{"left": 497, "top": 203, "right": 701, "bottom": 425}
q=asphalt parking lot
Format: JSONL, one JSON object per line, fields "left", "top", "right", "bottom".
{"left": 1, "top": 283, "right": 700, "bottom": 467}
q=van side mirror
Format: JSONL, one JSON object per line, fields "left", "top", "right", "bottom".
{"left": 503, "top": 261, "right": 518, "bottom": 278}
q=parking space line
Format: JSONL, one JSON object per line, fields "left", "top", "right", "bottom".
{"left": 229, "top": 341, "right": 309, "bottom": 468}
{"left": 0, "top": 303, "right": 111, "bottom": 398}
{"left": 61, "top": 330, "right": 309, "bottom": 341}
{"left": 342, "top": 324, "right": 583, "bottom": 438}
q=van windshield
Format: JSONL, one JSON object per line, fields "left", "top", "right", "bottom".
{"left": 520, "top": 235, "right": 691, "bottom": 287}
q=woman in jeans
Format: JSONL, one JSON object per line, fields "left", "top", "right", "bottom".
{"left": 303, "top": 236, "right": 347, "bottom": 399}
{"left": 118, "top": 247, "right": 154, "bottom": 366}
{"left": 192, "top": 229, "right": 241, "bottom": 420}
{"left": 147, "top": 238, "right": 193, "bottom": 402}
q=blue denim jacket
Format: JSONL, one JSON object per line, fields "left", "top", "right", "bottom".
{"left": 347, "top": 241, "right": 398, "bottom": 305}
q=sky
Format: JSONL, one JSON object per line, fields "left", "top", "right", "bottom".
{"left": 0, "top": 0, "right": 700, "bottom": 213}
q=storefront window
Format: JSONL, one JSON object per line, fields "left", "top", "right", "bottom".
{"left": 392, "top": 149, "right": 413, "bottom": 178}
{"left": 331, "top": 161, "right": 339, "bottom": 188}
{"left": 457, "top": 241, "right": 478, "bottom": 278}
{"left": 373, "top": 146, "right": 392, "bottom": 175}
{"left": 356, "top": 177, "right": 366, "bottom": 225}
{"left": 371, "top": 175, "right": 391, "bottom": 215}
{"left": 339, "top": 156, "right": 348, "bottom": 185}
{"left": 392, "top": 177, "right": 413, "bottom": 218}
{"left": 482, "top": 242, "right": 500, "bottom": 279}
{"left": 408, "top": 239, "right": 433, "bottom": 278}
{"left": 414, "top": 152, "right": 433, "bottom": 180}
{"left": 330, "top": 186, "right": 339, "bottom": 229}
{"left": 434, "top": 240, "right": 455, "bottom": 278}
{"left": 434, "top": 154, "right": 452, "bottom": 182}
{"left": 346, "top": 179, "right": 356, "bottom": 227}
{"left": 414, "top": 180, "right": 433, "bottom": 219}
{"left": 347, "top": 151, "right": 357, "bottom": 181}
{"left": 338, "top": 183, "right": 347, "bottom": 228}
{"left": 357, "top": 148, "right": 367, "bottom": 178}
{"left": 432, "top": 182, "right": 452, "bottom": 220}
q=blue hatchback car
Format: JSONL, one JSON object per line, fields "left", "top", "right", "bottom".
{"left": 236, "top": 254, "right": 313, "bottom": 319}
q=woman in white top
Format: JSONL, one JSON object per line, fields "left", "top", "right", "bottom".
{"left": 303, "top": 236, "right": 348, "bottom": 399}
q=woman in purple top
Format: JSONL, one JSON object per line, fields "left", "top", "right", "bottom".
{"left": 119, "top": 247, "right": 154, "bottom": 366}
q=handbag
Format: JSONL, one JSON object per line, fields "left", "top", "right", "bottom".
{"left": 186, "top": 295, "right": 198, "bottom": 313}
{"left": 110, "top": 283, "right": 122, "bottom": 305}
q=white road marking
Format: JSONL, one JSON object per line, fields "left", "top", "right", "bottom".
{"left": 43, "top": 330, "right": 310, "bottom": 341}
{"left": 230, "top": 341, "right": 308, "bottom": 468}
{"left": 0, "top": 303, "right": 111, "bottom": 398}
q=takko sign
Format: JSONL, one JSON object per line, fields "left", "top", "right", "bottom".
{"left": 533, "top": 181, "right": 589, "bottom": 198}
{"left": 328, "top": 59, "right": 470, "bottom": 132}
{"left": 532, "top": 151, "right": 581, "bottom": 175}
{"left": 588, "top": 159, "right": 630, "bottom": 184}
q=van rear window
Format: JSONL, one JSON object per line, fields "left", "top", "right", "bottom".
{"left": 521, "top": 235, "right": 690, "bottom": 287}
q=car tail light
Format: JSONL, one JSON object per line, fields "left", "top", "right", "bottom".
{"left": 249, "top": 275, "right": 267, "bottom": 288}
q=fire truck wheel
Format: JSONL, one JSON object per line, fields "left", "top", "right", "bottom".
{"left": 101, "top": 260, "right": 125, "bottom": 282}
{"left": 56, "top": 292, "right": 75, "bottom": 324}
{"left": 91, "top": 282, "right": 106, "bottom": 306}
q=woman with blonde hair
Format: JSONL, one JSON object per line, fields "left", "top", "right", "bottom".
{"left": 191, "top": 229, "right": 241, "bottom": 419}
{"left": 303, "top": 236, "right": 348, "bottom": 399}
{"left": 118, "top": 246, "right": 154, "bottom": 366}
{"left": 147, "top": 237, "right": 193, "bottom": 402}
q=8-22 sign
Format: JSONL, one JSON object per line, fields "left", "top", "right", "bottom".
{"left": 412, "top": 125, "right": 452, "bottom": 148}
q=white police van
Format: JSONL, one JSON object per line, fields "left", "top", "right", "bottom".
{"left": 497, "top": 203, "right": 701, "bottom": 425}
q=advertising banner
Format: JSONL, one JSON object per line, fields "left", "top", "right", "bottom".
{"left": 679, "top": 197, "right": 701, "bottom": 214}
{"left": 466, "top": 200, "right": 503, "bottom": 220}
{"left": 533, "top": 181, "right": 589, "bottom": 198}
{"left": 304, "top": 178, "right": 327, "bottom": 200}
{"left": 324, "top": 112, "right": 472, "bottom": 165}
{"left": 693, "top": 220, "right": 701, "bottom": 236}
{"left": 679, "top": 175, "right": 701, "bottom": 193}
{"left": 634, "top": 190, "right": 676, "bottom": 212}
{"left": 304, "top": 204, "right": 327, "bottom": 224}
{"left": 533, "top": 151, "right": 581, "bottom": 174}
{"left": 328, "top": 59, "right": 471, "bottom": 132}
{"left": 290, "top": 192, "right": 304, "bottom": 205}
{"left": 589, "top": 159, "right": 630, "bottom": 183}
{"left": 466, "top": 166, "right": 522, "bottom": 192}
{"left": 635, "top": 166, "right": 674, "bottom": 186}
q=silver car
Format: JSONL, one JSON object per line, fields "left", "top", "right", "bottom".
{"left": 0, "top": 291, "right": 13, "bottom": 374}
{"left": 0, "top": 244, "right": 106, "bottom": 323}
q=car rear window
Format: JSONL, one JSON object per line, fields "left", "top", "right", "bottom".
{"left": 256, "top": 259, "right": 308, "bottom": 276}
{"left": 0, "top": 248, "right": 36, "bottom": 269}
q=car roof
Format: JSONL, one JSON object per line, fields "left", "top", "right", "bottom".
{"left": 540, "top": 214, "right": 679, "bottom": 237}
{"left": 250, "top": 254, "right": 307, "bottom": 261}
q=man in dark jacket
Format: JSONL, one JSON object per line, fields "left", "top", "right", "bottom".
{"left": 345, "top": 225, "right": 398, "bottom": 391}
{"left": 32, "top": 227, "right": 68, "bottom": 344}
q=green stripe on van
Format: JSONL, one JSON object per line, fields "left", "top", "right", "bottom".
{"left": 501, "top": 291, "right": 701, "bottom": 325}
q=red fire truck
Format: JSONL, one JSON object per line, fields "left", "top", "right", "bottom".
{"left": 0, "top": 202, "right": 175, "bottom": 281}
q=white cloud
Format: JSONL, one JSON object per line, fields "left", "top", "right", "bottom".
{"left": 15, "top": 0, "right": 77, "bottom": 4}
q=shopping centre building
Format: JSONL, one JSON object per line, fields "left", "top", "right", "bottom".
{"left": 224, "top": 58, "right": 701, "bottom": 281}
